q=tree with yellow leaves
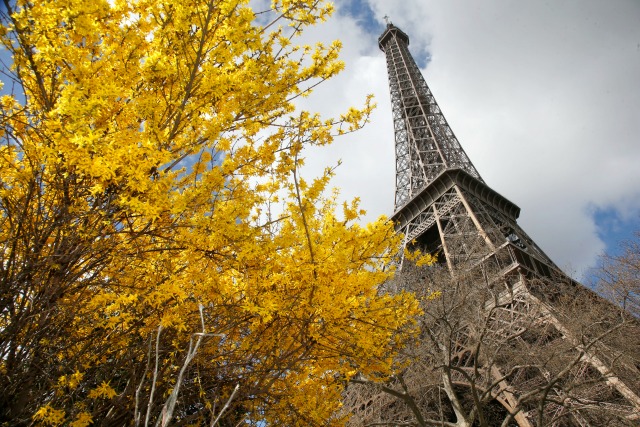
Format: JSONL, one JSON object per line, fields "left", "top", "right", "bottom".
{"left": 0, "top": 0, "right": 419, "bottom": 425}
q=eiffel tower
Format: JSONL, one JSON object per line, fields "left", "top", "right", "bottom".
{"left": 380, "top": 23, "right": 555, "bottom": 274}
{"left": 342, "top": 23, "right": 640, "bottom": 426}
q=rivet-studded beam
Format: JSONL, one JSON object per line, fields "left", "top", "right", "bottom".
{"left": 379, "top": 24, "right": 482, "bottom": 212}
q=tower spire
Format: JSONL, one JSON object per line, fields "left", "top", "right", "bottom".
{"left": 379, "top": 24, "right": 482, "bottom": 211}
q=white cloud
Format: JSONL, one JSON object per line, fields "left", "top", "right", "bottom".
{"left": 293, "top": 0, "right": 640, "bottom": 279}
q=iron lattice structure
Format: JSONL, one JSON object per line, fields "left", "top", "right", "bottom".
{"left": 379, "top": 24, "right": 481, "bottom": 210}
{"left": 379, "top": 23, "right": 555, "bottom": 273}
{"left": 344, "top": 23, "right": 640, "bottom": 426}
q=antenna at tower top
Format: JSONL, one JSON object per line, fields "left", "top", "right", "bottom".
{"left": 383, "top": 15, "right": 390, "bottom": 25}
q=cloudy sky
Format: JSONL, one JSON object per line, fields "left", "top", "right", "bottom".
{"left": 297, "top": 0, "right": 640, "bottom": 281}
{"left": 1, "top": 1, "right": 637, "bottom": 281}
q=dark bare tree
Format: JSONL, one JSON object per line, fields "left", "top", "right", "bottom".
{"left": 592, "top": 231, "right": 640, "bottom": 319}
{"left": 341, "top": 261, "right": 640, "bottom": 426}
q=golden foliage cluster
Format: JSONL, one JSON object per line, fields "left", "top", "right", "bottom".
{"left": 0, "top": 0, "right": 420, "bottom": 425}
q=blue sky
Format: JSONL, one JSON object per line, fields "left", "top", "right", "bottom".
{"left": 336, "top": 0, "right": 432, "bottom": 68}
{"left": 337, "top": 0, "right": 380, "bottom": 33}
{"left": 592, "top": 208, "right": 640, "bottom": 256}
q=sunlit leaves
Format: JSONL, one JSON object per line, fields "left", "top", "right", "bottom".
{"left": 0, "top": 0, "right": 420, "bottom": 425}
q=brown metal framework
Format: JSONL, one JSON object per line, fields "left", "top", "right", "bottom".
{"left": 379, "top": 24, "right": 481, "bottom": 210}
{"left": 368, "top": 23, "right": 640, "bottom": 426}
{"left": 379, "top": 22, "right": 562, "bottom": 276}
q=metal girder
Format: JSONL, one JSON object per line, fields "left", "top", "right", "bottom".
{"left": 379, "top": 24, "right": 482, "bottom": 211}
{"left": 379, "top": 22, "right": 557, "bottom": 277}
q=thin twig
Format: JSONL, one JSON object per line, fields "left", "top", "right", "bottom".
{"left": 157, "top": 305, "right": 207, "bottom": 427}
{"left": 145, "top": 325, "right": 163, "bottom": 427}
{"left": 210, "top": 383, "right": 240, "bottom": 427}
{"left": 135, "top": 336, "right": 153, "bottom": 427}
